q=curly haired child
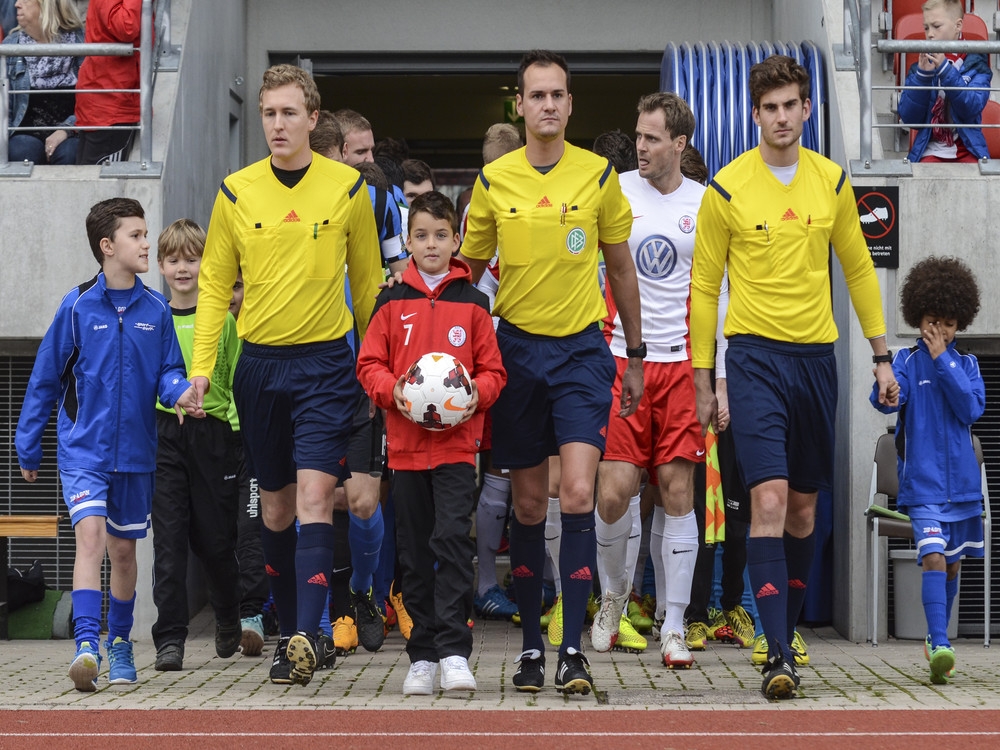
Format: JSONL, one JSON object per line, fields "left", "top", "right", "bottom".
{"left": 870, "top": 255, "right": 984, "bottom": 684}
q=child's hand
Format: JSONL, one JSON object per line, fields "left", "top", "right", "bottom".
{"left": 393, "top": 375, "right": 415, "bottom": 421}
{"left": 20, "top": 467, "right": 37, "bottom": 483}
{"left": 456, "top": 380, "right": 480, "bottom": 425}
{"left": 918, "top": 52, "right": 943, "bottom": 72}
{"left": 923, "top": 320, "right": 947, "bottom": 359}
{"left": 174, "top": 385, "right": 207, "bottom": 424}
{"left": 875, "top": 367, "right": 901, "bottom": 407}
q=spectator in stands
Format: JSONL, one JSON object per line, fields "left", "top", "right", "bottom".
{"left": 3, "top": 0, "right": 84, "bottom": 165}
{"left": 75, "top": 0, "right": 142, "bottom": 165}
{"left": 897, "top": 0, "right": 991, "bottom": 163}
{"left": 592, "top": 129, "right": 637, "bottom": 173}
{"left": 402, "top": 158, "right": 435, "bottom": 203}
{"left": 334, "top": 108, "right": 375, "bottom": 166}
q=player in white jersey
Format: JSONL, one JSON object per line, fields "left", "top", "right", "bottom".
{"left": 592, "top": 92, "right": 708, "bottom": 670}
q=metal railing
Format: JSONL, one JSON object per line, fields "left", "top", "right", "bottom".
{"left": 840, "top": 0, "right": 1000, "bottom": 176}
{"left": 0, "top": 0, "right": 169, "bottom": 177}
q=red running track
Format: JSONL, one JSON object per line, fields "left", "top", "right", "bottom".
{"left": 2, "top": 709, "right": 999, "bottom": 749}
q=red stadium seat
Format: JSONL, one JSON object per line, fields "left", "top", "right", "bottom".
{"left": 982, "top": 99, "right": 1000, "bottom": 159}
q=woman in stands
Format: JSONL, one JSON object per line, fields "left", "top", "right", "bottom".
{"left": 2, "top": 0, "right": 84, "bottom": 165}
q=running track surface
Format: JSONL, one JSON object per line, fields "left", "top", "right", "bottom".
{"left": 2, "top": 709, "right": 999, "bottom": 749}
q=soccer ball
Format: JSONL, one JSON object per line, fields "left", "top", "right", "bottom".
{"left": 401, "top": 352, "right": 473, "bottom": 430}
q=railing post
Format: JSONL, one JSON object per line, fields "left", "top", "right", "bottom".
{"left": 859, "top": 0, "right": 873, "bottom": 167}
{"left": 1, "top": 56, "right": 8, "bottom": 165}
{"left": 140, "top": 0, "right": 154, "bottom": 167}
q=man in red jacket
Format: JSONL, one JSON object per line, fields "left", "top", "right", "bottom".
{"left": 75, "top": 0, "right": 140, "bottom": 164}
{"left": 357, "top": 191, "right": 506, "bottom": 696}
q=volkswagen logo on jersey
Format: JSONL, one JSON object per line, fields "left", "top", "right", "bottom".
{"left": 566, "top": 227, "right": 586, "bottom": 255}
{"left": 635, "top": 234, "right": 677, "bottom": 280}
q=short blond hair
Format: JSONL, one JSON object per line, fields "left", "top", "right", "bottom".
{"left": 483, "top": 123, "right": 522, "bottom": 164}
{"left": 157, "top": 218, "right": 206, "bottom": 263}
{"left": 259, "top": 64, "right": 321, "bottom": 114}
{"left": 923, "top": 0, "right": 964, "bottom": 19}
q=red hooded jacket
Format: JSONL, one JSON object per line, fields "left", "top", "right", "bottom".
{"left": 357, "top": 258, "right": 506, "bottom": 471}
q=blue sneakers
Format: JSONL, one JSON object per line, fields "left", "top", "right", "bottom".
{"left": 69, "top": 641, "right": 102, "bottom": 692}
{"left": 473, "top": 584, "right": 518, "bottom": 620}
{"left": 105, "top": 637, "right": 138, "bottom": 684}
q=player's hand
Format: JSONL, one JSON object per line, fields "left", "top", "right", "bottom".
{"left": 457, "top": 380, "right": 480, "bottom": 425}
{"left": 174, "top": 385, "right": 207, "bottom": 424}
{"left": 191, "top": 376, "right": 210, "bottom": 405}
{"left": 368, "top": 396, "right": 377, "bottom": 419}
{"left": 715, "top": 377, "right": 730, "bottom": 432}
{"left": 20, "top": 467, "right": 37, "bottom": 483}
{"left": 619, "top": 361, "right": 644, "bottom": 418}
{"left": 874, "top": 362, "right": 898, "bottom": 407}
{"left": 379, "top": 271, "right": 405, "bottom": 290}
{"left": 393, "top": 375, "right": 415, "bottom": 421}
{"left": 694, "top": 369, "right": 718, "bottom": 436}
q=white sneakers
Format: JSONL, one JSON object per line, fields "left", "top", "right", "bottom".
{"left": 402, "top": 656, "right": 477, "bottom": 695}
{"left": 402, "top": 660, "right": 438, "bottom": 695}
{"left": 590, "top": 588, "right": 630, "bottom": 652}
{"left": 440, "top": 655, "right": 477, "bottom": 692}
{"left": 660, "top": 629, "right": 695, "bottom": 669}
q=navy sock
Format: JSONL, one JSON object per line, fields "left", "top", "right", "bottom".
{"left": 945, "top": 574, "right": 959, "bottom": 625}
{"left": 559, "top": 510, "right": 596, "bottom": 656}
{"left": 349, "top": 504, "right": 384, "bottom": 595}
{"left": 107, "top": 592, "right": 136, "bottom": 643}
{"left": 296, "top": 523, "right": 336, "bottom": 637}
{"left": 747, "top": 536, "right": 790, "bottom": 660}
{"left": 923, "top": 569, "right": 949, "bottom": 647}
{"left": 71, "top": 589, "right": 102, "bottom": 650}
{"left": 261, "top": 522, "right": 298, "bottom": 638}
{"left": 783, "top": 531, "right": 815, "bottom": 645}
{"left": 510, "top": 517, "right": 546, "bottom": 653}
{"left": 330, "top": 510, "right": 352, "bottom": 619}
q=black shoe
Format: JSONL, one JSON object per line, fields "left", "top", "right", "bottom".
{"left": 351, "top": 587, "right": 386, "bottom": 653}
{"left": 555, "top": 647, "right": 593, "bottom": 695}
{"left": 512, "top": 648, "right": 545, "bottom": 693}
{"left": 154, "top": 643, "right": 184, "bottom": 672}
{"left": 269, "top": 636, "right": 293, "bottom": 685}
{"left": 761, "top": 654, "right": 800, "bottom": 700}
{"left": 215, "top": 619, "right": 242, "bottom": 659}
{"left": 316, "top": 632, "right": 337, "bottom": 670}
{"left": 286, "top": 631, "right": 318, "bottom": 686}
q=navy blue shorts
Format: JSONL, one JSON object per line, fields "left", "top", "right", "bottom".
{"left": 234, "top": 339, "right": 359, "bottom": 492}
{"left": 725, "top": 335, "right": 837, "bottom": 494}
{"left": 491, "top": 320, "right": 616, "bottom": 469}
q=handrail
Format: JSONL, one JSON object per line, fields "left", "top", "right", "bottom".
{"left": 0, "top": 0, "right": 163, "bottom": 176}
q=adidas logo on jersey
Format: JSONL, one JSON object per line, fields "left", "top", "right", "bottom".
{"left": 284, "top": 209, "right": 301, "bottom": 222}
{"left": 780, "top": 208, "right": 799, "bottom": 221}
{"left": 536, "top": 196, "right": 553, "bottom": 208}
{"left": 756, "top": 582, "right": 779, "bottom": 598}
{"left": 307, "top": 572, "right": 329, "bottom": 587}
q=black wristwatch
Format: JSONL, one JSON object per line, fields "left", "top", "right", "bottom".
{"left": 626, "top": 342, "right": 647, "bottom": 359}
{"left": 872, "top": 352, "right": 893, "bottom": 364}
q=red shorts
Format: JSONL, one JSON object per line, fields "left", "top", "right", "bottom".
{"left": 603, "top": 357, "right": 705, "bottom": 474}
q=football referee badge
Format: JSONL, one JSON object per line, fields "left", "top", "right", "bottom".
{"left": 566, "top": 226, "right": 586, "bottom": 255}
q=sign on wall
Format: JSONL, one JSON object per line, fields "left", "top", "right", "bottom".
{"left": 854, "top": 186, "right": 899, "bottom": 269}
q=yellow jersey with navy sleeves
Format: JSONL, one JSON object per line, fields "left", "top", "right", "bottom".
{"left": 191, "top": 155, "right": 382, "bottom": 382}
{"left": 462, "top": 143, "right": 632, "bottom": 337}
{"left": 689, "top": 147, "right": 886, "bottom": 369}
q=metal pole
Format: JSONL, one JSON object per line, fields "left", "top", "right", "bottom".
{"left": 1, "top": 57, "right": 8, "bottom": 164}
{"left": 140, "top": 0, "right": 154, "bottom": 165}
{"left": 860, "top": 0, "right": 873, "bottom": 167}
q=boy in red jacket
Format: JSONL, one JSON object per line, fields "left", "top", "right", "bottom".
{"left": 357, "top": 191, "right": 506, "bottom": 696}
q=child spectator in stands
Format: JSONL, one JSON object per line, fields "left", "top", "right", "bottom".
{"left": 75, "top": 0, "right": 142, "bottom": 164}
{"left": 357, "top": 191, "right": 506, "bottom": 695}
{"left": 897, "top": 0, "right": 992, "bottom": 163}
{"left": 3, "top": 0, "right": 85, "bottom": 164}
{"left": 16, "top": 198, "right": 203, "bottom": 691}
{"left": 870, "top": 256, "right": 984, "bottom": 685}
{"left": 150, "top": 219, "right": 243, "bottom": 672}
{"left": 401, "top": 158, "right": 435, "bottom": 203}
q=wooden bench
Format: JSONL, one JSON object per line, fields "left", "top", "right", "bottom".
{"left": 0, "top": 516, "right": 61, "bottom": 639}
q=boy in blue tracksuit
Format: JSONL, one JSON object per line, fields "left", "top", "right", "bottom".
{"left": 16, "top": 198, "right": 204, "bottom": 692}
{"left": 870, "top": 255, "right": 984, "bottom": 685}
